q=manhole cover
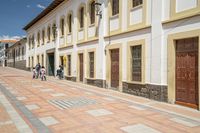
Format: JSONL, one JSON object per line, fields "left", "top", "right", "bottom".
{"left": 48, "top": 97, "right": 96, "bottom": 109}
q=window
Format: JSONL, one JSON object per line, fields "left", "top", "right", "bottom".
{"left": 132, "top": 0, "right": 143, "bottom": 8}
{"left": 22, "top": 47, "right": 24, "bottom": 55}
{"left": 68, "top": 14, "right": 72, "bottom": 33}
{"left": 47, "top": 26, "right": 51, "bottom": 41}
{"left": 80, "top": 7, "right": 84, "bottom": 28}
{"left": 32, "top": 36, "right": 35, "bottom": 49}
{"left": 18, "top": 48, "right": 20, "bottom": 56}
{"left": 89, "top": 52, "right": 94, "bottom": 78}
{"left": 90, "top": 1, "right": 95, "bottom": 24}
{"left": 37, "top": 55, "right": 39, "bottom": 64}
{"left": 131, "top": 45, "right": 142, "bottom": 81}
{"left": 15, "top": 50, "right": 17, "bottom": 57}
{"left": 28, "top": 57, "right": 30, "bottom": 67}
{"left": 41, "top": 54, "right": 44, "bottom": 66}
{"left": 29, "top": 37, "right": 31, "bottom": 50}
{"left": 68, "top": 55, "right": 71, "bottom": 76}
{"left": 52, "top": 24, "right": 56, "bottom": 39}
{"left": 42, "top": 30, "right": 45, "bottom": 44}
{"left": 37, "top": 32, "right": 40, "bottom": 47}
{"left": 60, "top": 18, "right": 65, "bottom": 36}
{"left": 32, "top": 56, "right": 34, "bottom": 67}
{"left": 22, "top": 47, "right": 24, "bottom": 60}
{"left": 112, "top": 0, "right": 119, "bottom": 16}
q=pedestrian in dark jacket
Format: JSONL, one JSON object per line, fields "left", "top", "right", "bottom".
{"left": 35, "top": 63, "right": 41, "bottom": 78}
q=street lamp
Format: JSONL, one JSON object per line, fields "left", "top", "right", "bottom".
{"left": 94, "top": 2, "right": 102, "bottom": 18}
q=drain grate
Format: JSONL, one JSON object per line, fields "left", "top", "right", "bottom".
{"left": 48, "top": 97, "right": 96, "bottom": 109}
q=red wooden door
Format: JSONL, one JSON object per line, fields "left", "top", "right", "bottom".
{"left": 79, "top": 54, "right": 84, "bottom": 82}
{"left": 176, "top": 38, "right": 198, "bottom": 109}
{"left": 111, "top": 49, "right": 119, "bottom": 88}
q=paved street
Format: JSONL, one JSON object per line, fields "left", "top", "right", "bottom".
{"left": 0, "top": 67, "right": 200, "bottom": 133}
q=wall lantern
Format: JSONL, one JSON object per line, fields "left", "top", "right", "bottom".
{"left": 94, "top": 2, "right": 102, "bottom": 18}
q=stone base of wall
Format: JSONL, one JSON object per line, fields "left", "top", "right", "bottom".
{"left": 65, "top": 76, "right": 76, "bottom": 82}
{"left": 86, "top": 79, "right": 106, "bottom": 88}
{"left": 7, "top": 62, "right": 14, "bottom": 67}
{"left": 7, "top": 60, "right": 27, "bottom": 70}
{"left": 123, "top": 82, "right": 168, "bottom": 102}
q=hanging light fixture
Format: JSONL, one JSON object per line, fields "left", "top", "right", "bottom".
{"left": 94, "top": 2, "right": 102, "bottom": 18}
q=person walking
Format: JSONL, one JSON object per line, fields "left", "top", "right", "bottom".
{"left": 35, "top": 63, "right": 41, "bottom": 79}
{"left": 40, "top": 66, "right": 46, "bottom": 81}
{"left": 59, "top": 65, "right": 64, "bottom": 79}
{"left": 32, "top": 67, "right": 37, "bottom": 79}
{"left": 56, "top": 65, "right": 64, "bottom": 79}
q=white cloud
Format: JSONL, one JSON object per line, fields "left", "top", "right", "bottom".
{"left": 37, "top": 4, "right": 46, "bottom": 9}
{"left": 26, "top": 5, "right": 31, "bottom": 8}
{"left": 0, "top": 35, "right": 22, "bottom": 41}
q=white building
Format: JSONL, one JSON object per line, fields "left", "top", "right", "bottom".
{"left": 0, "top": 40, "right": 17, "bottom": 67}
{"left": 24, "top": 0, "right": 200, "bottom": 110}
{"left": 6, "top": 38, "right": 27, "bottom": 70}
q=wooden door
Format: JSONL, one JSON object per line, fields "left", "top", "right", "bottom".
{"left": 48, "top": 53, "right": 55, "bottom": 76}
{"left": 111, "top": 49, "right": 119, "bottom": 88}
{"left": 176, "top": 37, "right": 198, "bottom": 109}
{"left": 79, "top": 54, "right": 84, "bottom": 82}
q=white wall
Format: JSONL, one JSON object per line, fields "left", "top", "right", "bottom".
{"left": 25, "top": 0, "right": 200, "bottom": 86}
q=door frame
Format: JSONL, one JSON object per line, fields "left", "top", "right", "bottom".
{"left": 46, "top": 49, "right": 55, "bottom": 76}
{"left": 106, "top": 43, "right": 122, "bottom": 91}
{"left": 167, "top": 29, "right": 200, "bottom": 110}
{"left": 77, "top": 50, "right": 85, "bottom": 82}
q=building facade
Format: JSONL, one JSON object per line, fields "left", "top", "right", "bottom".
{"left": 6, "top": 38, "right": 27, "bottom": 70}
{"left": 0, "top": 40, "right": 17, "bottom": 67}
{"left": 24, "top": 0, "right": 200, "bottom": 110}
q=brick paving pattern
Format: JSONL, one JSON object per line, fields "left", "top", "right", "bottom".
{"left": 0, "top": 67, "right": 200, "bottom": 133}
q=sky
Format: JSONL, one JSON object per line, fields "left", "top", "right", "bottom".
{"left": 0, "top": 0, "right": 53, "bottom": 40}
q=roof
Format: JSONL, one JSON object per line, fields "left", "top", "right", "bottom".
{"left": 23, "top": 0, "right": 65, "bottom": 31}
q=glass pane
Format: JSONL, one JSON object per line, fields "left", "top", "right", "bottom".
{"left": 133, "top": 0, "right": 143, "bottom": 8}
{"left": 131, "top": 45, "right": 142, "bottom": 81}
{"left": 89, "top": 52, "right": 94, "bottom": 78}
{"left": 68, "top": 55, "right": 71, "bottom": 76}
{"left": 112, "top": 0, "right": 119, "bottom": 16}
{"left": 90, "top": 1, "right": 95, "bottom": 24}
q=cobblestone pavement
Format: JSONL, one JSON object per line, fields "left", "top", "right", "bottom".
{"left": 0, "top": 67, "right": 200, "bottom": 133}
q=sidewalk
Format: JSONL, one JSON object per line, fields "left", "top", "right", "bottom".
{"left": 0, "top": 91, "right": 32, "bottom": 133}
{"left": 0, "top": 67, "right": 200, "bottom": 133}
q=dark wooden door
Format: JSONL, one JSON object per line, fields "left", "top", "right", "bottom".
{"left": 111, "top": 49, "right": 119, "bottom": 88}
{"left": 176, "top": 37, "right": 198, "bottom": 109}
{"left": 79, "top": 54, "right": 84, "bottom": 82}
{"left": 48, "top": 53, "right": 55, "bottom": 76}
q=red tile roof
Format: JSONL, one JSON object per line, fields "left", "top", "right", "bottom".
{"left": 0, "top": 40, "right": 18, "bottom": 43}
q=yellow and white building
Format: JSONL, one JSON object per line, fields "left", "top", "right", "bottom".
{"left": 24, "top": 0, "right": 200, "bottom": 110}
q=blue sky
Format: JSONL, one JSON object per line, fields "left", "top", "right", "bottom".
{"left": 0, "top": 0, "right": 52, "bottom": 40}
